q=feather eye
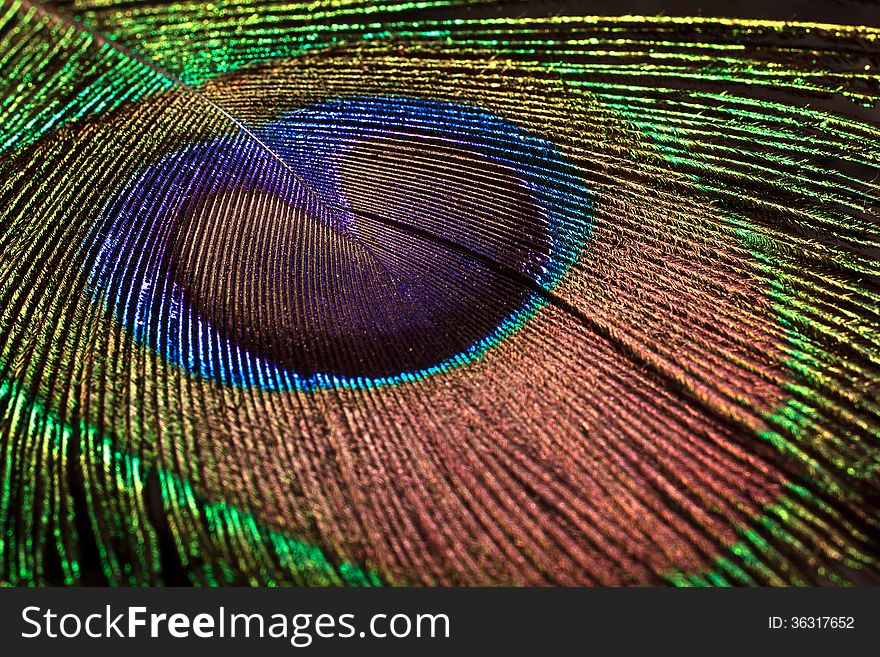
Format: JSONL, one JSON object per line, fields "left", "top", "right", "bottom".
{"left": 88, "top": 95, "right": 590, "bottom": 388}
{"left": 0, "top": 1, "right": 878, "bottom": 586}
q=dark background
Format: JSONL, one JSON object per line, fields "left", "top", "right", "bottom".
{"left": 447, "top": 0, "right": 880, "bottom": 26}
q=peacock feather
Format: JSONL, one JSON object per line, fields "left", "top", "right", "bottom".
{"left": 0, "top": 0, "right": 878, "bottom": 586}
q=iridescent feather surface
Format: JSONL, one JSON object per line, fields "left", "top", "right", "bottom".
{"left": 0, "top": 0, "right": 878, "bottom": 586}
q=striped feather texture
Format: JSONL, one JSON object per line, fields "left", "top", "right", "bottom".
{"left": 0, "top": 0, "right": 878, "bottom": 585}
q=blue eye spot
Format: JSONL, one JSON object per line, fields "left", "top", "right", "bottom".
{"left": 87, "top": 96, "right": 591, "bottom": 391}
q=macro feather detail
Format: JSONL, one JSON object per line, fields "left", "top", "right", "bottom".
{"left": 0, "top": 0, "right": 877, "bottom": 586}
